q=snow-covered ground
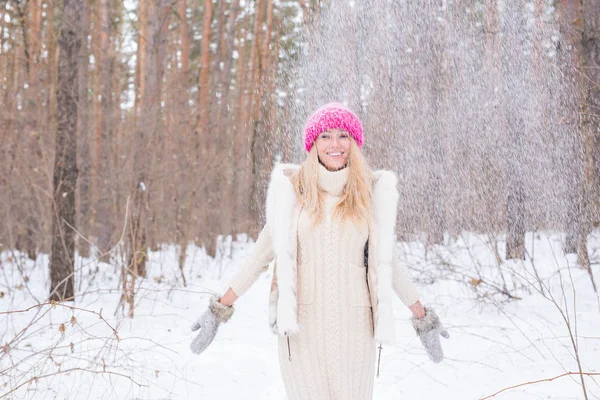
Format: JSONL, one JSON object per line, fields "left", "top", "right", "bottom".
{"left": 1, "top": 231, "right": 599, "bottom": 399}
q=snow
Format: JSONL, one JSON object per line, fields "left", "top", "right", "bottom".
{"left": 1, "top": 231, "right": 599, "bottom": 399}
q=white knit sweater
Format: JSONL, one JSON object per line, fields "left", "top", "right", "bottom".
{"left": 229, "top": 164, "right": 421, "bottom": 400}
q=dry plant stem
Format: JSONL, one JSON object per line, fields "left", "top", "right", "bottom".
{"left": 492, "top": 234, "right": 597, "bottom": 399}
{"left": 500, "top": 241, "right": 591, "bottom": 399}
{"left": 7, "top": 248, "right": 41, "bottom": 303}
{"left": 0, "top": 367, "right": 147, "bottom": 399}
{"left": 454, "top": 329, "right": 535, "bottom": 363}
{"left": 523, "top": 232, "right": 544, "bottom": 295}
{"left": 0, "top": 302, "right": 119, "bottom": 339}
{"left": 461, "top": 233, "right": 515, "bottom": 299}
{"left": 177, "top": 247, "right": 187, "bottom": 287}
{"left": 587, "top": 265, "right": 598, "bottom": 293}
{"left": 47, "top": 196, "right": 132, "bottom": 305}
{"left": 63, "top": 195, "right": 131, "bottom": 268}
{"left": 433, "top": 254, "right": 520, "bottom": 300}
{"left": 1, "top": 335, "right": 127, "bottom": 376}
{"left": 486, "top": 233, "right": 503, "bottom": 266}
{"left": 172, "top": 152, "right": 219, "bottom": 289}
{"left": 548, "top": 239, "right": 590, "bottom": 399}
{"left": 1, "top": 308, "right": 52, "bottom": 355}
{"left": 480, "top": 372, "right": 600, "bottom": 400}
{"left": 460, "top": 233, "right": 485, "bottom": 278}
{"left": 490, "top": 299, "right": 546, "bottom": 359}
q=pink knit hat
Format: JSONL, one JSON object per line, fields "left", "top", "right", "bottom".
{"left": 303, "top": 102, "right": 364, "bottom": 152}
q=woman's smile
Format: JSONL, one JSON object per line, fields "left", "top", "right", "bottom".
{"left": 316, "top": 129, "right": 351, "bottom": 170}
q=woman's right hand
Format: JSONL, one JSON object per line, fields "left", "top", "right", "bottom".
{"left": 190, "top": 295, "right": 235, "bottom": 354}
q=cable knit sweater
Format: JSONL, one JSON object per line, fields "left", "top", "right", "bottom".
{"left": 228, "top": 164, "right": 420, "bottom": 400}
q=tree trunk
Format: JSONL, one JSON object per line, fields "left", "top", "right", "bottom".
{"left": 129, "top": 0, "right": 170, "bottom": 279}
{"left": 249, "top": 0, "right": 274, "bottom": 237}
{"left": 579, "top": 0, "right": 600, "bottom": 289}
{"left": 582, "top": 0, "right": 600, "bottom": 225}
{"left": 502, "top": 0, "right": 527, "bottom": 260}
{"left": 145, "top": 0, "right": 170, "bottom": 251}
{"left": 15, "top": 0, "right": 43, "bottom": 260}
{"left": 77, "top": 0, "right": 91, "bottom": 258}
{"left": 50, "top": 0, "right": 82, "bottom": 302}
{"left": 427, "top": 2, "right": 448, "bottom": 246}
{"left": 29, "top": 0, "right": 42, "bottom": 73}
{"left": 129, "top": 0, "right": 151, "bottom": 280}
{"left": 197, "top": 0, "right": 212, "bottom": 152}
{"left": 582, "top": 3, "right": 600, "bottom": 202}
{"left": 193, "top": 0, "right": 213, "bottom": 253}
{"left": 173, "top": 0, "right": 194, "bottom": 272}
{"left": 234, "top": 0, "right": 262, "bottom": 237}
{"left": 179, "top": 0, "right": 189, "bottom": 81}
{"left": 214, "top": 0, "right": 240, "bottom": 238}
{"left": 556, "top": 0, "right": 585, "bottom": 254}
{"left": 135, "top": 0, "right": 147, "bottom": 118}
{"left": 93, "top": 0, "right": 115, "bottom": 260}
{"left": 232, "top": 14, "right": 251, "bottom": 236}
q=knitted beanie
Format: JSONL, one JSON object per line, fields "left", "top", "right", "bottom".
{"left": 303, "top": 102, "right": 364, "bottom": 152}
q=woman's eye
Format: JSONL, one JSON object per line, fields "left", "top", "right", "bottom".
{"left": 340, "top": 134, "right": 349, "bottom": 138}
{"left": 321, "top": 135, "right": 330, "bottom": 139}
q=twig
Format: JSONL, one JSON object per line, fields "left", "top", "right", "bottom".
{"left": 0, "top": 301, "right": 119, "bottom": 340}
{"left": 46, "top": 196, "right": 132, "bottom": 303}
{"left": 548, "top": 238, "right": 589, "bottom": 399}
{"left": 0, "top": 367, "right": 147, "bottom": 398}
{"left": 489, "top": 298, "right": 546, "bottom": 360}
{"left": 480, "top": 372, "right": 600, "bottom": 400}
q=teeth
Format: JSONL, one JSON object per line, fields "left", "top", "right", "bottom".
{"left": 329, "top": 152, "right": 342, "bottom": 156}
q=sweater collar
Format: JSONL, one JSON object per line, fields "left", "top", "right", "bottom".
{"left": 318, "top": 163, "right": 348, "bottom": 196}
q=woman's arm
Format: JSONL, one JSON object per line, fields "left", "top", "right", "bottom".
{"left": 219, "top": 223, "right": 275, "bottom": 306}
{"left": 391, "top": 244, "right": 425, "bottom": 318}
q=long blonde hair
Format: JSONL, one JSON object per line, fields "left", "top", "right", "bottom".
{"left": 289, "top": 139, "right": 373, "bottom": 226}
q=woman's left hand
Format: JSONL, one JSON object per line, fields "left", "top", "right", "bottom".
{"left": 410, "top": 307, "right": 449, "bottom": 363}
{"left": 408, "top": 300, "right": 426, "bottom": 319}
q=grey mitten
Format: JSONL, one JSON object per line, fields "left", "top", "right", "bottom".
{"left": 190, "top": 295, "right": 235, "bottom": 354}
{"left": 411, "top": 307, "right": 449, "bottom": 363}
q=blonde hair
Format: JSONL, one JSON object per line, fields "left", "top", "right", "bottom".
{"left": 289, "top": 139, "right": 373, "bottom": 226}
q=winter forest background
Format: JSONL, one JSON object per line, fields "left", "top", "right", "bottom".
{"left": 1, "top": 0, "right": 599, "bottom": 399}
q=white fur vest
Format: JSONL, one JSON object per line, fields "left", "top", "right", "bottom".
{"left": 266, "top": 163, "right": 402, "bottom": 345}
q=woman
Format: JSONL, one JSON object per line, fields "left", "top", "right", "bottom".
{"left": 191, "top": 103, "right": 448, "bottom": 400}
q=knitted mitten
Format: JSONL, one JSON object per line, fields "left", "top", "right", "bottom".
{"left": 190, "top": 295, "right": 235, "bottom": 355}
{"left": 411, "top": 307, "right": 449, "bottom": 363}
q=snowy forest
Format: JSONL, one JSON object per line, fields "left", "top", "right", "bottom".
{"left": 1, "top": 0, "right": 600, "bottom": 399}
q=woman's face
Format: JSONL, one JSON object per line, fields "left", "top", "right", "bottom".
{"left": 315, "top": 129, "right": 351, "bottom": 171}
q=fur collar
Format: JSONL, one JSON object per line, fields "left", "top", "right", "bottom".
{"left": 266, "top": 163, "right": 399, "bottom": 344}
{"left": 266, "top": 164, "right": 301, "bottom": 335}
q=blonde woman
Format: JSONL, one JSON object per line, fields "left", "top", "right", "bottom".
{"left": 191, "top": 103, "right": 449, "bottom": 400}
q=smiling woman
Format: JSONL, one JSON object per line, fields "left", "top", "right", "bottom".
{"left": 190, "top": 102, "right": 447, "bottom": 400}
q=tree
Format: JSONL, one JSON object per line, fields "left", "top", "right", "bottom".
{"left": 236, "top": 0, "right": 263, "bottom": 236}
{"left": 93, "top": 0, "right": 116, "bottom": 259}
{"left": 77, "top": 0, "right": 91, "bottom": 258}
{"left": 195, "top": 0, "right": 215, "bottom": 255}
{"left": 214, "top": 0, "right": 241, "bottom": 240}
{"left": 249, "top": 0, "right": 275, "bottom": 237}
{"left": 578, "top": 0, "right": 600, "bottom": 289}
{"left": 129, "top": 0, "right": 171, "bottom": 280}
{"left": 49, "top": 0, "right": 82, "bottom": 301}
{"left": 502, "top": 0, "right": 527, "bottom": 260}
